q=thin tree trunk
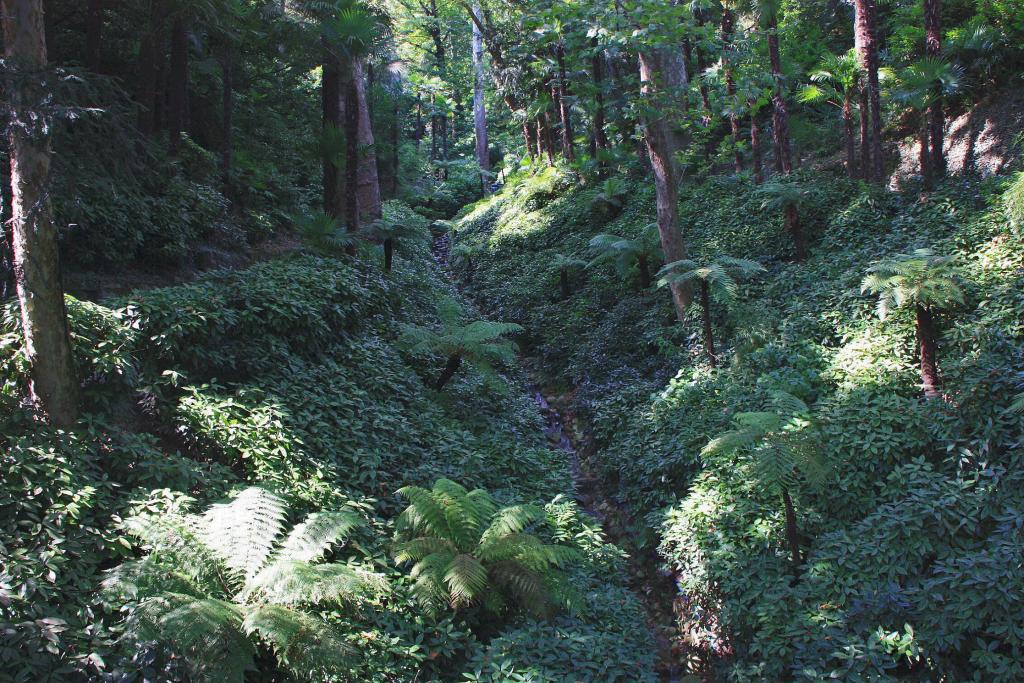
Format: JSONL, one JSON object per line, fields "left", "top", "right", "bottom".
{"left": 322, "top": 41, "right": 341, "bottom": 217}
{"left": 638, "top": 49, "right": 692, "bottom": 319}
{"left": 916, "top": 304, "right": 941, "bottom": 398}
{"left": 842, "top": 92, "right": 856, "bottom": 178}
{"left": 750, "top": 105, "right": 764, "bottom": 183}
{"left": 85, "top": 0, "right": 102, "bottom": 71}
{"left": 343, "top": 70, "right": 360, "bottom": 253}
{"left": 785, "top": 203, "right": 805, "bottom": 260}
{"left": 700, "top": 281, "right": 717, "bottom": 366}
{"left": 384, "top": 238, "right": 393, "bottom": 272}
{"left": 559, "top": 267, "right": 570, "bottom": 299}
{"left": 3, "top": 0, "right": 79, "bottom": 426}
{"left": 435, "top": 353, "right": 463, "bottom": 390}
{"left": 919, "top": 115, "right": 932, "bottom": 188}
{"left": 465, "top": 255, "right": 473, "bottom": 284}
{"left": 524, "top": 121, "right": 536, "bottom": 161}
{"left": 471, "top": 2, "right": 490, "bottom": 194}
{"left": 858, "top": 80, "right": 870, "bottom": 180}
{"left": 591, "top": 37, "right": 610, "bottom": 175}
{"left": 220, "top": 45, "right": 234, "bottom": 196}
{"left": 721, "top": 7, "right": 743, "bottom": 173}
{"left": 781, "top": 489, "right": 802, "bottom": 572}
{"left": 637, "top": 254, "right": 651, "bottom": 290}
{"left": 168, "top": 16, "right": 188, "bottom": 154}
{"left": 556, "top": 44, "right": 575, "bottom": 162}
{"left": 924, "top": 0, "right": 944, "bottom": 179}
{"left": 766, "top": 16, "right": 792, "bottom": 175}
{"left": 541, "top": 114, "right": 556, "bottom": 166}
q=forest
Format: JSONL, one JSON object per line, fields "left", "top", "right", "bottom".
{"left": 2, "top": 0, "right": 1024, "bottom": 680}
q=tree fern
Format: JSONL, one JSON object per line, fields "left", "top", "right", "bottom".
{"left": 295, "top": 210, "right": 359, "bottom": 255}
{"left": 393, "top": 479, "right": 580, "bottom": 618}
{"left": 105, "top": 488, "right": 385, "bottom": 681}
{"left": 702, "top": 391, "right": 829, "bottom": 571}
{"left": 551, "top": 253, "right": 587, "bottom": 299}
{"left": 400, "top": 299, "right": 522, "bottom": 390}
{"left": 587, "top": 223, "right": 662, "bottom": 289}
{"left": 754, "top": 180, "right": 810, "bottom": 259}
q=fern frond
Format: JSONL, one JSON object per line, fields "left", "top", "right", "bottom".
{"left": 241, "top": 559, "right": 386, "bottom": 607}
{"left": 275, "top": 510, "right": 362, "bottom": 563}
{"left": 444, "top": 554, "right": 489, "bottom": 607}
{"left": 396, "top": 485, "right": 452, "bottom": 539}
{"left": 393, "top": 536, "right": 458, "bottom": 563}
{"left": 481, "top": 504, "right": 546, "bottom": 541}
{"left": 199, "top": 488, "right": 288, "bottom": 581}
{"left": 243, "top": 604, "right": 357, "bottom": 679}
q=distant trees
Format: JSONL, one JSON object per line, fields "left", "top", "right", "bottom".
{"left": 862, "top": 248, "right": 964, "bottom": 398}
{"left": 799, "top": 51, "right": 861, "bottom": 179}
{"left": 2, "top": 0, "right": 79, "bottom": 427}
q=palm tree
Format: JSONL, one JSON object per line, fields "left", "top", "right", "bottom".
{"left": 799, "top": 50, "right": 862, "bottom": 179}
{"left": 754, "top": 180, "right": 811, "bottom": 260}
{"left": 754, "top": 0, "right": 794, "bottom": 175}
{"left": 587, "top": 223, "right": 663, "bottom": 290}
{"left": 551, "top": 253, "right": 587, "bottom": 299}
{"left": 393, "top": 479, "right": 579, "bottom": 617}
{"left": 891, "top": 58, "right": 962, "bottom": 190}
{"left": 657, "top": 256, "right": 765, "bottom": 367}
{"left": 103, "top": 488, "right": 387, "bottom": 682}
{"left": 400, "top": 299, "right": 522, "bottom": 390}
{"left": 702, "top": 391, "right": 829, "bottom": 573}
{"left": 861, "top": 248, "right": 965, "bottom": 398}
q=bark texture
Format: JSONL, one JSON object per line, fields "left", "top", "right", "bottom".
{"left": 916, "top": 304, "right": 941, "bottom": 398}
{"left": 924, "top": 0, "right": 945, "bottom": 180}
{"left": 3, "top": 0, "right": 79, "bottom": 426}
{"left": 471, "top": 2, "right": 490, "bottom": 193}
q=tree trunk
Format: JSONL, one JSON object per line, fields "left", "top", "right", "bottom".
{"left": 2, "top": 0, "right": 79, "bottom": 427}
{"left": 781, "top": 488, "right": 802, "bottom": 572}
{"left": 637, "top": 254, "right": 651, "bottom": 290}
{"left": 919, "top": 115, "right": 932, "bottom": 189}
{"left": 858, "top": 80, "right": 870, "bottom": 180}
{"left": 766, "top": 16, "right": 792, "bottom": 175}
{"left": 559, "top": 267, "right": 570, "bottom": 299}
{"left": 750, "top": 105, "right": 764, "bottom": 184}
{"left": 352, "top": 59, "right": 381, "bottom": 221}
{"left": 465, "top": 255, "right": 473, "bottom": 284}
{"left": 785, "top": 203, "right": 805, "bottom": 260}
{"left": 916, "top": 304, "right": 941, "bottom": 398}
{"left": 220, "top": 45, "right": 234, "bottom": 196}
{"left": 471, "top": 2, "right": 490, "bottom": 194}
{"left": 591, "top": 37, "right": 610, "bottom": 176}
{"left": 168, "top": 16, "right": 188, "bottom": 155}
{"left": 924, "top": 0, "right": 944, "bottom": 179}
{"left": 343, "top": 69, "right": 360, "bottom": 253}
{"left": 842, "top": 92, "right": 856, "bottom": 178}
{"left": 85, "top": 0, "right": 102, "bottom": 71}
{"left": 524, "top": 121, "right": 536, "bottom": 161}
{"left": 541, "top": 113, "right": 556, "bottom": 166}
{"left": 555, "top": 44, "right": 575, "bottom": 162}
{"left": 855, "top": 0, "right": 884, "bottom": 183}
{"left": 638, "top": 49, "right": 692, "bottom": 319}
{"left": 435, "top": 353, "right": 462, "bottom": 390}
{"left": 721, "top": 7, "right": 743, "bottom": 173}
{"left": 384, "top": 238, "right": 393, "bottom": 272}
{"left": 322, "top": 41, "right": 341, "bottom": 217}
{"left": 391, "top": 102, "right": 400, "bottom": 197}
{"left": 137, "top": 0, "right": 166, "bottom": 136}
{"left": 700, "top": 281, "right": 717, "bottom": 367}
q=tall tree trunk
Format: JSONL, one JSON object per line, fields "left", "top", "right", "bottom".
{"left": 591, "top": 38, "right": 610, "bottom": 176}
{"left": 384, "top": 238, "right": 393, "bottom": 272}
{"left": 721, "top": 7, "right": 743, "bottom": 173}
{"left": 924, "top": 0, "right": 944, "bottom": 180}
{"left": 766, "top": 15, "right": 792, "bottom": 175}
{"left": 842, "top": 91, "right": 856, "bottom": 178}
{"left": 855, "top": 0, "right": 884, "bottom": 183}
{"left": 2, "top": 0, "right": 79, "bottom": 427}
{"left": 220, "top": 45, "right": 234, "bottom": 196}
{"left": 85, "top": 0, "right": 102, "bottom": 71}
{"left": 555, "top": 44, "right": 575, "bottom": 162}
{"left": 858, "top": 80, "right": 870, "bottom": 180}
{"left": 351, "top": 59, "right": 381, "bottom": 221}
{"left": 919, "top": 115, "right": 932, "bottom": 188}
{"left": 471, "top": 2, "right": 490, "bottom": 194}
{"left": 168, "top": 16, "right": 188, "bottom": 154}
{"left": 137, "top": 0, "right": 166, "bottom": 136}
{"left": 391, "top": 101, "right": 400, "bottom": 197}
{"left": 785, "top": 203, "right": 805, "bottom": 260}
{"left": 781, "top": 489, "right": 802, "bottom": 572}
{"left": 343, "top": 69, "right": 360, "bottom": 252}
{"left": 540, "top": 114, "right": 555, "bottom": 166}
{"left": 322, "top": 41, "right": 341, "bottom": 217}
{"left": 638, "top": 49, "right": 692, "bottom": 320}
{"left": 700, "top": 281, "right": 717, "bottom": 366}
{"left": 559, "top": 267, "right": 570, "bottom": 299}
{"left": 435, "top": 353, "right": 462, "bottom": 390}
{"left": 916, "top": 304, "right": 941, "bottom": 398}
{"left": 524, "top": 121, "right": 536, "bottom": 161}
{"left": 750, "top": 104, "right": 764, "bottom": 184}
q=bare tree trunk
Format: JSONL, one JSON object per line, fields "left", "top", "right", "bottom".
{"left": 220, "top": 45, "right": 234, "bottom": 196}
{"left": 855, "top": 0, "right": 884, "bottom": 183}
{"left": 471, "top": 1, "right": 490, "bottom": 193}
{"left": 766, "top": 15, "right": 792, "bottom": 175}
{"left": 916, "top": 304, "right": 941, "bottom": 398}
{"left": 925, "top": 0, "right": 944, "bottom": 180}
{"left": 435, "top": 353, "right": 462, "bottom": 390}
{"left": 700, "top": 281, "right": 717, "bottom": 367}
{"left": 858, "top": 80, "right": 870, "bottom": 179}
{"left": 750, "top": 104, "right": 764, "bottom": 184}
{"left": 721, "top": 7, "right": 743, "bottom": 173}
{"left": 782, "top": 489, "right": 802, "bottom": 572}
{"left": 919, "top": 115, "right": 932, "bottom": 188}
{"left": 555, "top": 43, "right": 575, "bottom": 162}
{"left": 168, "top": 15, "right": 188, "bottom": 154}
{"left": 591, "top": 38, "right": 610, "bottom": 176}
{"left": 85, "top": 0, "right": 102, "bottom": 71}
{"left": 342, "top": 66, "right": 360, "bottom": 251}
{"left": 352, "top": 59, "right": 381, "bottom": 220}
{"left": 639, "top": 49, "right": 692, "bottom": 320}
{"left": 559, "top": 267, "right": 570, "bottom": 299}
{"left": 2, "top": 0, "right": 79, "bottom": 426}
{"left": 637, "top": 254, "right": 651, "bottom": 290}
{"left": 540, "top": 114, "right": 556, "bottom": 166}
{"left": 322, "top": 40, "right": 341, "bottom": 217}
{"left": 842, "top": 92, "right": 856, "bottom": 178}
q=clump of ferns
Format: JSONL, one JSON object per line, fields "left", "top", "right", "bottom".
{"left": 102, "top": 488, "right": 388, "bottom": 682}
{"left": 392, "top": 479, "right": 582, "bottom": 625}
{"left": 589, "top": 177, "right": 630, "bottom": 218}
